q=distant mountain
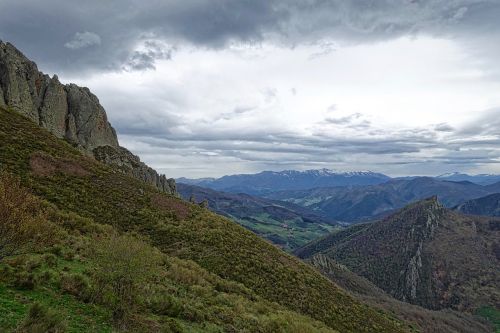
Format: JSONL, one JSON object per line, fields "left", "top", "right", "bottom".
{"left": 176, "top": 177, "right": 216, "bottom": 186}
{"left": 296, "top": 197, "right": 500, "bottom": 313}
{"left": 177, "top": 183, "right": 337, "bottom": 251}
{"left": 266, "top": 177, "right": 500, "bottom": 223}
{"left": 177, "top": 169, "right": 391, "bottom": 195}
{"left": 436, "top": 172, "right": 500, "bottom": 185}
{"left": 455, "top": 192, "right": 500, "bottom": 217}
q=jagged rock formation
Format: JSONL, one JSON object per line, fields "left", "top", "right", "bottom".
{"left": 93, "top": 146, "right": 176, "bottom": 195}
{"left": 296, "top": 197, "right": 500, "bottom": 311}
{"left": 0, "top": 41, "right": 175, "bottom": 195}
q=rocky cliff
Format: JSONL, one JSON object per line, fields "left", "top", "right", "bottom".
{"left": 0, "top": 41, "right": 176, "bottom": 195}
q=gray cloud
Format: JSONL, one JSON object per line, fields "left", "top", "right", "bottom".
{"left": 1, "top": 0, "right": 499, "bottom": 74}
{"left": 434, "top": 123, "right": 455, "bottom": 132}
{"left": 2, "top": 0, "right": 499, "bottom": 177}
{"left": 123, "top": 40, "right": 175, "bottom": 71}
{"left": 456, "top": 108, "right": 500, "bottom": 136}
{"left": 64, "top": 31, "right": 101, "bottom": 50}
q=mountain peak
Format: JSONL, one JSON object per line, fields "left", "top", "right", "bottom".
{"left": 0, "top": 41, "right": 176, "bottom": 195}
{"left": 387, "top": 196, "right": 445, "bottom": 235}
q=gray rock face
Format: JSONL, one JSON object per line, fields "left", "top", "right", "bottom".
{"left": 65, "top": 84, "right": 119, "bottom": 151}
{"left": 0, "top": 41, "right": 118, "bottom": 149}
{"left": 93, "top": 146, "right": 176, "bottom": 195}
{"left": 0, "top": 40, "right": 176, "bottom": 195}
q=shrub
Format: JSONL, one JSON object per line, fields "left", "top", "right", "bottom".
{"left": 59, "top": 273, "right": 90, "bottom": 301}
{"left": 13, "top": 271, "right": 36, "bottom": 290}
{"left": 43, "top": 253, "right": 58, "bottom": 267}
{"left": 149, "top": 295, "right": 183, "bottom": 317}
{"left": 16, "top": 302, "right": 66, "bottom": 333}
{"left": 0, "top": 172, "right": 56, "bottom": 261}
{"left": 90, "top": 234, "right": 162, "bottom": 323}
{"left": 161, "top": 318, "right": 184, "bottom": 333}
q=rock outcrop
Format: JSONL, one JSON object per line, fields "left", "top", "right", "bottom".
{"left": 0, "top": 41, "right": 176, "bottom": 195}
{"left": 93, "top": 146, "right": 176, "bottom": 195}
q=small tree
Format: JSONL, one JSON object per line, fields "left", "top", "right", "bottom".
{"left": 0, "top": 172, "right": 54, "bottom": 261}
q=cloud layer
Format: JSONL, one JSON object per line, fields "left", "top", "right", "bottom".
{"left": 1, "top": 0, "right": 500, "bottom": 177}
{"left": 1, "top": 0, "right": 500, "bottom": 73}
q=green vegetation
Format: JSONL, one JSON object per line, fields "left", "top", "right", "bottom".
{"left": 296, "top": 196, "right": 500, "bottom": 331}
{"left": 0, "top": 107, "right": 407, "bottom": 332}
{"left": 476, "top": 307, "right": 500, "bottom": 333}
{"left": 234, "top": 213, "right": 337, "bottom": 252}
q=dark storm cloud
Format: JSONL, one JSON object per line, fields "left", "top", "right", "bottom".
{"left": 1, "top": 0, "right": 499, "bottom": 74}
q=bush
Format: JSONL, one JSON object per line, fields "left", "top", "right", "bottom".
{"left": 90, "top": 234, "right": 162, "bottom": 323}
{"left": 149, "top": 295, "right": 183, "bottom": 317}
{"left": 43, "top": 253, "right": 58, "bottom": 267}
{"left": 59, "top": 273, "right": 90, "bottom": 301}
{"left": 161, "top": 318, "right": 184, "bottom": 333}
{"left": 13, "top": 271, "right": 36, "bottom": 290}
{"left": 0, "top": 172, "right": 56, "bottom": 261}
{"left": 16, "top": 302, "right": 66, "bottom": 333}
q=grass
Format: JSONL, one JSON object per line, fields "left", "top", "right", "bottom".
{"left": 234, "top": 213, "right": 337, "bottom": 252}
{"left": 476, "top": 306, "right": 500, "bottom": 333}
{"left": 0, "top": 106, "right": 407, "bottom": 332}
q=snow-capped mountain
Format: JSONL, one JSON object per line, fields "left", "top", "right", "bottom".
{"left": 177, "top": 169, "right": 391, "bottom": 195}
{"left": 436, "top": 172, "right": 500, "bottom": 185}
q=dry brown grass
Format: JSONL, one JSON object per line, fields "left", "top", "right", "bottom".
{"left": 0, "top": 172, "right": 57, "bottom": 260}
{"left": 30, "top": 152, "right": 90, "bottom": 177}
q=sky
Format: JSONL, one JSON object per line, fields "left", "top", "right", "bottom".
{"left": 1, "top": 0, "right": 500, "bottom": 178}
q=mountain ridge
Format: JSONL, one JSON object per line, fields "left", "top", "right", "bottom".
{"left": 296, "top": 197, "right": 500, "bottom": 313}
{"left": 0, "top": 40, "right": 176, "bottom": 195}
{"left": 178, "top": 169, "right": 391, "bottom": 195}
{"left": 266, "top": 177, "right": 500, "bottom": 222}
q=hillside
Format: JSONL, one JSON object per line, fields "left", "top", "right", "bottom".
{"left": 455, "top": 193, "right": 500, "bottom": 217}
{"left": 0, "top": 106, "right": 408, "bottom": 332}
{"left": 308, "top": 254, "right": 493, "bottom": 333}
{"left": 296, "top": 198, "right": 500, "bottom": 315}
{"left": 266, "top": 177, "right": 500, "bottom": 222}
{"left": 177, "top": 183, "right": 337, "bottom": 251}
{"left": 178, "top": 169, "right": 390, "bottom": 196}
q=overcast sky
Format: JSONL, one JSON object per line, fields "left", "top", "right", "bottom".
{"left": 1, "top": 0, "right": 500, "bottom": 178}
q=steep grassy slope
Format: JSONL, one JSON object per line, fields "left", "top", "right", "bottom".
{"left": 0, "top": 172, "right": 338, "bottom": 333}
{"left": 296, "top": 198, "right": 500, "bottom": 315}
{"left": 0, "top": 107, "right": 407, "bottom": 332}
{"left": 177, "top": 183, "right": 338, "bottom": 251}
{"left": 308, "top": 255, "right": 493, "bottom": 333}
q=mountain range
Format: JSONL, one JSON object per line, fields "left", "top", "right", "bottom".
{"left": 436, "top": 172, "right": 500, "bottom": 185}
{"left": 266, "top": 177, "right": 500, "bottom": 223}
{"left": 178, "top": 169, "right": 391, "bottom": 195}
